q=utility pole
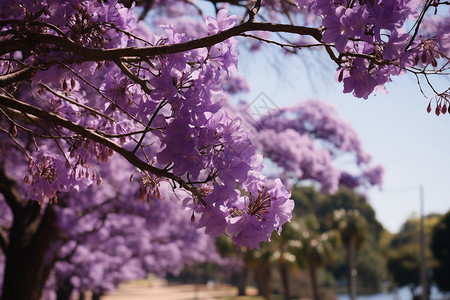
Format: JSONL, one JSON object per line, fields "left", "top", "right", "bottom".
{"left": 420, "top": 185, "right": 428, "bottom": 300}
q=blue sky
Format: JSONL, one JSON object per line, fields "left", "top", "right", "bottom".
{"left": 238, "top": 44, "right": 450, "bottom": 233}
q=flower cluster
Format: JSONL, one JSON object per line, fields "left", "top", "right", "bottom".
{"left": 0, "top": 158, "right": 225, "bottom": 297}
{"left": 0, "top": 2, "right": 294, "bottom": 249}
{"left": 295, "top": 0, "right": 449, "bottom": 99}
{"left": 231, "top": 99, "right": 383, "bottom": 194}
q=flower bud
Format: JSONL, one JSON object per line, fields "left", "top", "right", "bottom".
{"left": 138, "top": 186, "right": 146, "bottom": 201}
{"left": 431, "top": 57, "right": 437, "bottom": 67}
{"left": 338, "top": 69, "right": 344, "bottom": 82}
{"left": 422, "top": 52, "right": 427, "bottom": 64}
{"left": 435, "top": 105, "right": 441, "bottom": 116}
{"left": 427, "top": 102, "right": 432, "bottom": 113}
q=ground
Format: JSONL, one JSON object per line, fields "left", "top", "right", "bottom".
{"left": 100, "top": 278, "right": 262, "bottom": 300}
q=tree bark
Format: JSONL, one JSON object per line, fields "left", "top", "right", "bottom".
{"left": 347, "top": 241, "right": 356, "bottom": 300}
{"left": 91, "top": 292, "right": 103, "bottom": 300}
{"left": 236, "top": 265, "right": 248, "bottom": 296}
{"left": 255, "top": 263, "right": 272, "bottom": 300}
{"left": 279, "top": 261, "right": 290, "bottom": 300}
{"left": 0, "top": 203, "right": 58, "bottom": 300}
{"left": 56, "top": 278, "right": 75, "bottom": 300}
{"left": 309, "top": 262, "right": 320, "bottom": 300}
{"left": 0, "top": 168, "right": 59, "bottom": 300}
{"left": 79, "top": 290, "right": 87, "bottom": 300}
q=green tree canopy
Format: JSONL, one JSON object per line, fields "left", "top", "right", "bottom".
{"left": 430, "top": 211, "right": 450, "bottom": 293}
{"left": 291, "top": 186, "right": 387, "bottom": 293}
{"left": 386, "top": 214, "right": 440, "bottom": 294}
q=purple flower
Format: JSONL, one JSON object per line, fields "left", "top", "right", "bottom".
{"left": 322, "top": 7, "right": 350, "bottom": 52}
{"left": 437, "top": 25, "right": 450, "bottom": 56}
{"left": 362, "top": 165, "right": 384, "bottom": 188}
{"left": 196, "top": 203, "right": 229, "bottom": 237}
{"left": 150, "top": 70, "right": 179, "bottom": 101}
{"left": 368, "top": 0, "right": 404, "bottom": 43}
{"left": 342, "top": 58, "right": 379, "bottom": 99}
{"left": 383, "top": 28, "right": 411, "bottom": 62}
{"left": 102, "top": 70, "right": 135, "bottom": 111}
{"left": 156, "top": 119, "right": 206, "bottom": 178}
{"left": 323, "top": 6, "right": 370, "bottom": 53}
{"left": 339, "top": 172, "right": 361, "bottom": 189}
{"left": 227, "top": 212, "right": 267, "bottom": 250}
{"left": 206, "top": 9, "right": 237, "bottom": 34}
{"left": 344, "top": 6, "right": 369, "bottom": 39}
{"left": 225, "top": 177, "right": 294, "bottom": 249}
{"left": 264, "top": 178, "right": 294, "bottom": 233}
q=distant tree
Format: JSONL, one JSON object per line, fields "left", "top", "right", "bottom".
{"left": 272, "top": 222, "right": 298, "bottom": 300}
{"left": 430, "top": 211, "right": 450, "bottom": 293}
{"left": 219, "top": 99, "right": 384, "bottom": 300}
{"left": 317, "top": 188, "right": 383, "bottom": 240}
{"left": 387, "top": 215, "right": 441, "bottom": 299}
{"left": 291, "top": 186, "right": 322, "bottom": 217}
{"left": 333, "top": 209, "right": 368, "bottom": 300}
{"left": 387, "top": 244, "right": 421, "bottom": 296}
{"left": 214, "top": 235, "right": 248, "bottom": 296}
{"left": 354, "top": 245, "right": 387, "bottom": 294}
{"left": 291, "top": 186, "right": 387, "bottom": 293}
{"left": 289, "top": 216, "right": 336, "bottom": 300}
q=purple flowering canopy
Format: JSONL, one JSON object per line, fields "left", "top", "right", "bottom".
{"left": 0, "top": 1, "right": 448, "bottom": 299}
{"left": 0, "top": 0, "right": 448, "bottom": 253}
{"left": 44, "top": 157, "right": 226, "bottom": 298}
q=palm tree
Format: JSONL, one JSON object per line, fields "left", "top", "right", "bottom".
{"left": 272, "top": 221, "right": 299, "bottom": 300}
{"left": 289, "top": 216, "right": 335, "bottom": 300}
{"left": 333, "top": 209, "right": 368, "bottom": 300}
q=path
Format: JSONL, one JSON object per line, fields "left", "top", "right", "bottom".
{"left": 101, "top": 279, "right": 248, "bottom": 300}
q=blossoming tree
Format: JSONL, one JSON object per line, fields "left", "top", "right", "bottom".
{"left": 47, "top": 159, "right": 224, "bottom": 300}
{"left": 0, "top": 0, "right": 448, "bottom": 299}
{"left": 0, "top": 155, "right": 226, "bottom": 300}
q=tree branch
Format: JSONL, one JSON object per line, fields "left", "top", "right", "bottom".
{"left": 39, "top": 83, "right": 115, "bottom": 121}
{"left": 0, "top": 94, "right": 206, "bottom": 204}
{"left": 0, "top": 226, "right": 9, "bottom": 254}
{"left": 0, "top": 67, "right": 36, "bottom": 87}
{"left": 2, "top": 20, "right": 323, "bottom": 62}
{"left": 0, "top": 166, "right": 26, "bottom": 214}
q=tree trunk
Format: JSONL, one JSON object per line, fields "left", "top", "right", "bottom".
{"left": 347, "top": 242, "right": 356, "bottom": 300}
{"left": 410, "top": 285, "right": 416, "bottom": 300}
{"left": 236, "top": 265, "right": 248, "bottom": 296}
{"left": 0, "top": 168, "right": 59, "bottom": 300}
{"left": 279, "top": 261, "right": 290, "bottom": 300}
{"left": 92, "top": 292, "right": 103, "bottom": 300}
{"left": 79, "top": 290, "right": 87, "bottom": 300}
{"left": 255, "top": 263, "right": 272, "bottom": 300}
{"left": 309, "top": 262, "right": 319, "bottom": 300}
{"left": 56, "top": 278, "right": 75, "bottom": 300}
{"left": 0, "top": 203, "right": 58, "bottom": 300}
